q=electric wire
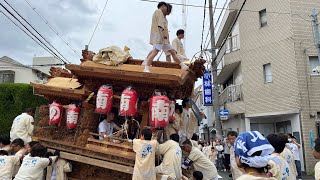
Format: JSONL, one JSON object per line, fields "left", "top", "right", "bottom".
{"left": 213, "top": 0, "right": 247, "bottom": 65}
{"left": 0, "top": 3, "right": 66, "bottom": 64}
{"left": 0, "top": 11, "right": 62, "bottom": 62}
{"left": 139, "top": 0, "right": 296, "bottom": 15}
{"left": 204, "top": 0, "right": 229, "bottom": 51}
{"left": 88, "top": 0, "right": 110, "bottom": 46}
{"left": 24, "top": 0, "right": 81, "bottom": 58}
{"left": 3, "top": 0, "right": 70, "bottom": 64}
{"left": 203, "top": 0, "right": 220, "bottom": 49}
{"left": 200, "top": 0, "right": 207, "bottom": 51}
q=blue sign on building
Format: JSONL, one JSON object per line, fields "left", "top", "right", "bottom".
{"left": 202, "top": 70, "right": 213, "bottom": 106}
{"left": 219, "top": 110, "right": 229, "bottom": 116}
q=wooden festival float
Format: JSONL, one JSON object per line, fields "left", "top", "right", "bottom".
{"left": 31, "top": 49, "right": 205, "bottom": 179}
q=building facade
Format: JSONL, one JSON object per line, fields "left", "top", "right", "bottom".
{"left": 0, "top": 56, "right": 49, "bottom": 83}
{"left": 214, "top": 0, "right": 320, "bottom": 174}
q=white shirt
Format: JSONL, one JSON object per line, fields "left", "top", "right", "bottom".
{"left": 315, "top": 161, "right": 320, "bottom": 180}
{"left": 287, "top": 143, "right": 300, "bottom": 161}
{"left": 224, "top": 142, "right": 231, "bottom": 154}
{"left": 155, "top": 140, "right": 182, "bottom": 179}
{"left": 14, "top": 155, "right": 57, "bottom": 180}
{"left": 281, "top": 147, "right": 297, "bottom": 177}
{"left": 237, "top": 174, "right": 276, "bottom": 180}
{"left": 133, "top": 139, "right": 158, "bottom": 180}
{"left": 0, "top": 155, "right": 20, "bottom": 180}
{"left": 98, "top": 120, "right": 116, "bottom": 140}
{"left": 172, "top": 37, "right": 186, "bottom": 57}
{"left": 187, "top": 147, "right": 217, "bottom": 180}
{"left": 12, "top": 148, "right": 27, "bottom": 176}
{"left": 230, "top": 146, "right": 243, "bottom": 179}
{"left": 269, "top": 154, "right": 292, "bottom": 180}
{"left": 10, "top": 113, "right": 34, "bottom": 143}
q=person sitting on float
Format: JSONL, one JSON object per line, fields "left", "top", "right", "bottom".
{"left": 98, "top": 107, "right": 122, "bottom": 140}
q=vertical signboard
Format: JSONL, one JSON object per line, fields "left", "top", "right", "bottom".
{"left": 202, "top": 70, "right": 213, "bottom": 106}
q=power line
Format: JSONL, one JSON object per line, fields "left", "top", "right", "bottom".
{"left": 204, "top": 0, "right": 228, "bottom": 50}
{"left": 203, "top": 0, "right": 221, "bottom": 49}
{"left": 213, "top": 0, "right": 247, "bottom": 65}
{"left": 0, "top": 4, "right": 67, "bottom": 64}
{"left": 88, "top": 0, "right": 110, "bottom": 46}
{"left": 24, "top": 0, "right": 81, "bottom": 58}
{"left": 139, "top": 0, "right": 295, "bottom": 15}
{"left": 200, "top": 0, "right": 207, "bottom": 51}
{"left": 3, "top": 0, "right": 70, "bottom": 64}
{"left": 0, "top": 63, "right": 65, "bottom": 68}
{"left": 0, "top": 10, "right": 64, "bottom": 62}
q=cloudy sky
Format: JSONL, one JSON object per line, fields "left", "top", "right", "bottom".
{"left": 0, "top": 0, "right": 225, "bottom": 65}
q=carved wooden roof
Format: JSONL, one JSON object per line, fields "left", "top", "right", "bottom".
{"left": 32, "top": 51, "right": 205, "bottom": 100}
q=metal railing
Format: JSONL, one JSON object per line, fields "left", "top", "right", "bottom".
{"left": 219, "top": 84, "right": 242, "bottom": 104}
{"left": 226, "top": 34, "right": 239, "bottom": 53}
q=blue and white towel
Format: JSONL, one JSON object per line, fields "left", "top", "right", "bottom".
{"left": 234, "top": 131, "right": 275, "bottom": 168}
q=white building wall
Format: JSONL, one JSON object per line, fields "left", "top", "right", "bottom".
{"left": 0, "top": 59, "right": 47, "bottom": 83}
{"left": 33, "top": 56, "right": 61, "bottom": 75}
{"left": 221, "top": 115, "right": 245, "bottom": 135}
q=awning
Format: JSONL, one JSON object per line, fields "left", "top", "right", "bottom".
{"left": 217, "top": 61, "right": 240, "bottom": 84}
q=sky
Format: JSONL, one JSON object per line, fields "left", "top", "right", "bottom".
{"left": 0, "top": 0, "right": 225, "bottom": 65}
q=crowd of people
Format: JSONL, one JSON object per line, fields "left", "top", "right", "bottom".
{"left": 0, "top": 135, "right": 72, "bottom": 180}
{"left": 131, "top": 128, "right": 316, "bottom": 180}
{"left": 0, "top": 108, "right": 71, "bottom": 180}
{"left": 1, "top": 107, "right": 320, "bottom": 180}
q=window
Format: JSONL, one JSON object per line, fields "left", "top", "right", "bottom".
{"left": 309, "top": 56, "right": 320, "bottom": 75}
{"left": 263, "top": 63, "right": 272, "bottom": 83}
{"left": 259, "top": 9, "right": 267, "bottom": 27}
{"left": 2, "top": 74, "right": 14, "bottom": 83}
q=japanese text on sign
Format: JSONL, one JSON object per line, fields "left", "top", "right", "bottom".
{"left": 202, "top": 70, "right": 213, "bottom": 106}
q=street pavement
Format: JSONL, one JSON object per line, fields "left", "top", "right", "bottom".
{"left": 217, "top": 170, "right": 315, "bottom": 179}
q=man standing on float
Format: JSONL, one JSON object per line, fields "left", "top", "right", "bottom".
{"left": 142, "top": 2, "right": 189, "bottom": 72}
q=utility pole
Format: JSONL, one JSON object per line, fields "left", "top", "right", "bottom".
{"left": 208, "top": 0, "right": 222, "bottom": 138}
{"left": 312, "top": 8, "right": 320, "bottom": 63}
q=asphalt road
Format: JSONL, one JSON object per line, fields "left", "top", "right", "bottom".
{"left": 217, "top": 170, "right": 315, "bottom": 180}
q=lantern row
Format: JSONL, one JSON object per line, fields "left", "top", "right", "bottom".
{"left": 49, "top": 85, "right": 176, "bottom": 129}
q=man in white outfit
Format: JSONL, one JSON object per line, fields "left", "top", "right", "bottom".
{"left": 143, "top": 2, "right": 188, "bottom": 72}
{"left": 227, "top": 131, "right": 242, "bottom": 180}
{"left": 10, "top": 108, "right": 35, "bottom": 144}
{"left": 156, "top": 133, "right": 182, "bottom": 179}
{"left": 172, "top": 29, "right": 189, "bottom": 62}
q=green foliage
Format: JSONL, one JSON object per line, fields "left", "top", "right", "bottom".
{"left": 0, "top": 83, "right": 47, "bottom": 134}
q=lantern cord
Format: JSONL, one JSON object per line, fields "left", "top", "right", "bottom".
{"left": 122, "top": 118, "right": 130, "bottom": 141}
{"left": 132, "top": 119, "right": 140, "bottom": 139}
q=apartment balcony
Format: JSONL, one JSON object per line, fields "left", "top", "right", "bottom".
{"left": 219, "top": 84, "right": 245, "bottom": 114}
{"left": 226, "top": 35, "right": 240, "bottom": 53}
{"left": 220, "top": 84, "right": 243, "bottom": 104}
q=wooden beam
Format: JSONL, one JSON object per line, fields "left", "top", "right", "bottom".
{"left": 49, "top": 150, "right": 134, "bottom": 174}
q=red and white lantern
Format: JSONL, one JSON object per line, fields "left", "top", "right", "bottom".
{"left": 169, "top": 100, "right": 175, "bottom": 123}
{"left": 96, "top": 85, "right": 113, "bottom": 114}
{"left": 149, "top": 95, "right": 170, "bottom": 128}
{"left": 66, "top": 104, "right": 80, "bottom": 129}
{"left": 49, "top": 101, "right": 63, "bottom": 125}
{"left": 120, "top": 87, "right": 138, "bottom": 116}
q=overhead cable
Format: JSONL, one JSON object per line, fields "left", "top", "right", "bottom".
{"left": 213, "top": 0, "right": 247, "bottom": 65}
{"left": 200, "top": 0, "right": 207, "bottom": 51}
{"left": 204, "top": 0, "right": 228, "bottom": 50}
{"left": 0, "top": 4, "right": 67, "bottom": 64}
{"left": 4, "top": 0, "right": 70, "bottom": 64}
{"left": 139, "top": 0, "right": 295, "bottom": 15}
{"left": 0, "top": 10, "right": 65, "bottom": 62}
{"left": 88, "top": 0, "right": 110, "bottom": 46}
{"left": 24, "top": 0, "right": 81, "bottom": 58}
{"left": 203, "top": 0, "right": 220, "bottom": 49}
